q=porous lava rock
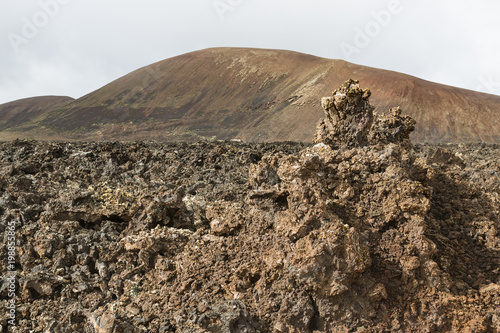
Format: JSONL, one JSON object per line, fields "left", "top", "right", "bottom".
{"left": 315, "top": 79, "right": 416, "bottom": 150}
{"left": 0, "top": 81, "right": 498, "bottom": 332}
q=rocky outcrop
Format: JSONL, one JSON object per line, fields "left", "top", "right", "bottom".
{"left": 0, "top": 82, "right": 498, "bottom": 332}
{"left": 315, "top": 79, "right": 415, "bottom": 149}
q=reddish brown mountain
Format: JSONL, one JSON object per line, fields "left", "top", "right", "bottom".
{"left": 1, "top": 48, "right": 499, "bottom": 143}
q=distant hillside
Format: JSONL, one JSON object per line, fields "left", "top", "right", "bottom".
{"left": 1, "top": 48, "right": 499, "bottom": 143}
{"left": 0, "top": 96, "right": 74, "bottom": 139}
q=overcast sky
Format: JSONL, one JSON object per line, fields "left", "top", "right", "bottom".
{"left": 1, "top": 0, "right": 500, "bottom": 104}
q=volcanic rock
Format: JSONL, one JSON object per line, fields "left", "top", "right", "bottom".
{"left": 0, "top": 82, "right": 498, "bottom": 332}
{"left": 315, "top": 79, "right": 415, "bottom": 149}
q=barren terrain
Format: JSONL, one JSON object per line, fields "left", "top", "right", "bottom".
{"left": 1, "top": 48, "right": 499, "bottom": 143}
{"left": 0, "top": 81, "right": 498, "bottom": 332}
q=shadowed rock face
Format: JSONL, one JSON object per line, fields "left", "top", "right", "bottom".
{"left": 368, "top": 106, "right": 416, "bottom": 148}
{"left": 315, "top": 79, "right": 416, "bottom": 149}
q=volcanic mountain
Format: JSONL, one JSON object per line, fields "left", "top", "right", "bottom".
{"left": 0, "top": 96, "right": 74, "bottom": 140}
{"left": 1, "top": 48, "right": 499, "bottom": 143}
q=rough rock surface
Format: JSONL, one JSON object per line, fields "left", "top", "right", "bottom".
{"left": 0, "top": 81, "right": 499, "bottom": 332}
{"left": 315, "top": 79, "right": 415, "bottom": 150}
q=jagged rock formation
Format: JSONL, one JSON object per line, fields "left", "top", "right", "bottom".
{"left": 315, "top": 79, "right": 415, "bottom": 149}
{"left": 0, "top": 82, "right": 498, "bottom": 332}
{"left": 246, "top": 81, "right": 499, "bottom": 331}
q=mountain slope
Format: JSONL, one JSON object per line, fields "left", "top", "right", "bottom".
{"left": 4, "top": 48, "right": 500, "bottom": 143}
{"left": 0, "top": 96, "right": 74, "bottom": 137}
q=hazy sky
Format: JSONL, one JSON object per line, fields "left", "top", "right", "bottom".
{"left": 1, "top": 0, "right": 500, "bottom": 104}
